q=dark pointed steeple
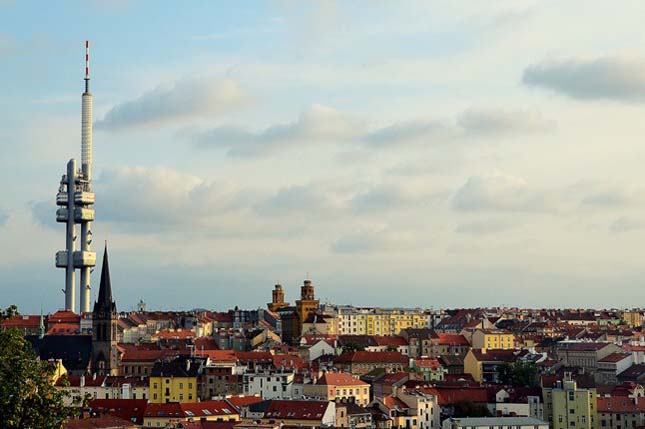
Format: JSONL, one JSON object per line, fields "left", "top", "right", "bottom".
{"left": 94, "top": 243, "right": 116, "bottom": 313}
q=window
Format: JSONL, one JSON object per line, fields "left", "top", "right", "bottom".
{"left": 189, "top": 383, "right": 193, "bottom": 389}
{"left": 179, "top": 383, "right": 184, "bottom": 389}
{"left": 153, "top": 383, "right": 158, "bottom": 389}
{"left": 153, "top": 393, "right": 158, "bottom": 400}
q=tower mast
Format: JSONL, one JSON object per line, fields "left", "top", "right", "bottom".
{"left": 55, "top": 41, "right": 96, "bottom": 313}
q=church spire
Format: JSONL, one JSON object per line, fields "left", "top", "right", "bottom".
{"left": 38, "top": 305, "right": 45, "bottom": 340}
{"left": 94, "top": 243, "right": 115, "bottom": 313}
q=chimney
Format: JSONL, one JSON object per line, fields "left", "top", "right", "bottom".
{"left": 186, "top": 360, "right": 191, "bottom": 371}
{"left": 80, "top": 375, "right": 85, "bottom": 388}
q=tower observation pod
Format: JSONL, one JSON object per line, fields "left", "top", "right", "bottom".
{"left": 55, "top": 41, "right": 96, "bottom": 314}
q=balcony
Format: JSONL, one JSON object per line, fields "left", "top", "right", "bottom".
{"left": 55, "top": 250, "right": 97, "bottom": 268}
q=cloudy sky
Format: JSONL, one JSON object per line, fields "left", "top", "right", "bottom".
{"left": 2, "top": 1, "right": 645, "bottom": 314}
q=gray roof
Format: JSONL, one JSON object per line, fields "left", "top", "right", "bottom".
{"left": 447, "top": 417, "right": 548, "bottom": 427}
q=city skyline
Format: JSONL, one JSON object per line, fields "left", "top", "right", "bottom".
{"left": 3, "top": 1, "right": 645, "bottom": 313}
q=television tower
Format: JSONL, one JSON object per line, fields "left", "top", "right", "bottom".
{"left": 55, "top": 41, "right": 96, "bottom": 313}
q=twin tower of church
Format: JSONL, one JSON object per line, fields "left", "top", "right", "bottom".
{"left": 268, "top": 279, "right": 320, "bottom": 342}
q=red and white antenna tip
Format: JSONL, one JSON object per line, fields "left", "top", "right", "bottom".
{"left": 85, "top": 40, "right": 90, "bottom": 79}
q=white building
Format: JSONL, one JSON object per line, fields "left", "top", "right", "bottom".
{"left": 243, "top": 370, "right": 295, "bottom": 399}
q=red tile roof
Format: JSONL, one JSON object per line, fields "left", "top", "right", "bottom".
{"left": 373, "top": 336, "right": 408, "bottom": 347}
{"left": 88, "top": 399, "right": 148, "bottom": 425}
{"left": 64, "top": 415, "right": 137, "bottom": 429}
{"left": 263, "top": 400, "right": 331, "bottom": 421}
{"left": 49, "top": 310, "right": 81, "bottom": 324}
{"left": 180, "top": 400, "right": 238, "bottom": 417}
{"left": 437, "top": 333, "right": 469, "bottom": 346}
{"left": 598, "top": 352, "right": 632, "bottom": 363}
{"left": 195, "top": 349, "right": 237, "bottom": 362}
{"left": 143, "top": 402, "right": 183, "bottom": 418}
{"left": 598, "top": 397, "right": 645, "bottom": 413}
{"left": 419, "top": 386, "right": 489, "bottom": 405}
{"left": 470, "top": 349, "right": 523, "bottom": 362}
{"left": 47, "top": 323, "right": 81, "bottom": 335}
{"left": 1, "top": 315, "right": 40, "bottom": 329}
{"left": 236, "top": 351, "right": 273, "bottom": 362}
{"left": 121, "top": 349, "right": 173, "bottom": 362}
{"left": 335, "top": 351, "right": 409, "bottom": 364}
{"left": 152, "top": 329, "right": 195, "bottom": 340}
{"left": 224, "top": 395, "right": 265, "bottom": 411}
{"left": 316, "top": 372, "right": 368, "bottom": 386}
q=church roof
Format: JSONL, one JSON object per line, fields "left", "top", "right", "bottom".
{"left": 94, "top": 244, "right": 116, "bottom": 313}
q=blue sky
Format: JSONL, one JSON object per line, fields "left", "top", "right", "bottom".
{"left": 2, "top": 1, "right": 645, "bottom": 314}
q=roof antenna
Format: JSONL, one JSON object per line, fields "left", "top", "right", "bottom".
{"left": 84, "top": 40, "right": 90, "bottom": 93}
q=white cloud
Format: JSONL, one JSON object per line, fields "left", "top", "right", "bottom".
{"left": 523, "top": 56, "right": 645, "bottom": 101}
{"left": 453, "top": 172, "right": 557, "bottom": 213}
{"left": 192, "top": 104, "right": 364, "bottom": 157}
{"left": 456, "top": 107, "right": 555, "bottom": 136}
{"left": 610, "top": 216, "right": 644, "bottom": 234}
{"left": 455, "top": 218, "right": 515, "bottom": 235}
{"left": 192, "top": 105, "right": 555, "bottom": 157}
{"left": 95, "top": 78, "right": 248, "bottom": 130}
{"left": 331, "top": 229, "right": 417, "bottom": 254}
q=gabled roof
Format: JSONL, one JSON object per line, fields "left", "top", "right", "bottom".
{"left": 437, "top": 333, "right": 469, "bottom": 346}
{"left": 316, "top": 372, "right": 369, "bottom": 387}
{"left": 88, "top": 398, "right": 148, "bottom": 424}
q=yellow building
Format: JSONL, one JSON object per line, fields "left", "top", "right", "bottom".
{"left": 542, "top": 374, "right": 598, "bottom": 429}
{"left": 304, "top": 372, "right": 371, "bottom": 406}
{"left": 464, "top": 349, "right": 519, "bottom": 383}
{"left": 149, "top": 359, "right": 198, "bottom": 403}
{"left": 338, "top": 308, "right": 428, "bottom": 336}
{"left": 471, "top": 329, "right": 516, "bottom": 350}
{"left": 621, "top": 310, "right": 643, "bottom": 328}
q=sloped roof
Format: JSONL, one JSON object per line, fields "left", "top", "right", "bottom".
{"left": 335, "top": 351, "right": 408, "bottom": 364}
{"left": 88, "top": 398, "right": 148, "bottom": 424}
{"left": 316, "top": 372, "right": 369, "bottom": 386}
{"left": 437, "top": 334, "right": 469, "bottom": 346}
{"left": 263, "top": 400, "right": 331, "bottom": 420}
{"left": 64, "top": 415, "right": 136, "bottom": 429}
{"left": 28, "top": 334, "right": 92, "bottom": 372}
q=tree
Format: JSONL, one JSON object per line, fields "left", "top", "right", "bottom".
{"left": 496, "top": 361, "right": 538, "bottom": 387}
{"left": 0, "top": 304, "right": 20, "bottom": 320}
{"left": 343, "top": 342, "right": 365, "bottom": 352}
{"left": 512, "top": 361, "right": 539, "bottom": 387}
{"left": 0, "top": 328, "right": 76, "bottom": 428}
{"left": 453, "top": 400, "right": 492, "bottom": 417}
